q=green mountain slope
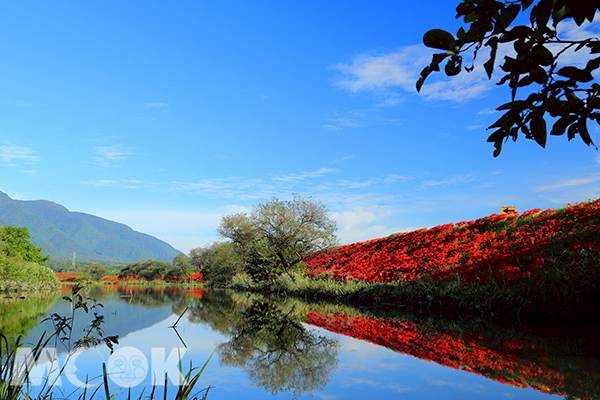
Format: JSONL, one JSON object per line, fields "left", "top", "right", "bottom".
{"left": 0, "top": 191, "right": 181, "bottom": 263}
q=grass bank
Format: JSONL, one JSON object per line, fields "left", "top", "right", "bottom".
{"left": 228, "top": 200, "right": 600, "bottom": 325}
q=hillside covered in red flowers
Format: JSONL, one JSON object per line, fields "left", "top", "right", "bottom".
{"left": 306, "top": 199, "right": 600, "bottom": 285}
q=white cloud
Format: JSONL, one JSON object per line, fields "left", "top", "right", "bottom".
{"left": 477, "top": 107, "right": 497, "bottom": 116}
{"left": 536, "top": 174, "right": 600, "bottom": 192}
{"left": 273, "top": 167, "right": 336, "bottom": 182}
{"left": 94, "top": 145, "right": 131, "bottom": 166}
{"left": 144, "top": 102, "right": 169, "bottom": 109}
{"left": 466, "top": 124, "right": 485, "bottom": 131}
{"left": 331, "top": 154, "right": 357, "bottom": 164}
{"left": 422, "top": 174, "right": 475, "bottom": 187}
{"left": 0, "top": 145, "right": 39, "bottom": 165}
{"left": 551, "top": 16, "right": 600, "bottom": 66}
{"left": 335, "top": 45, "right": 427, "bottom": 93}
{"left": 331, "top": 207, "right": 413, "bottom": 244}
{"left": 324, "top": 109, "right": 403, "bottom": 131}
{"left": 335, "top": 45, "right": 493, "bottom": 102}
{"left": 82, "top": 179, "right": 150, "bottom": 189}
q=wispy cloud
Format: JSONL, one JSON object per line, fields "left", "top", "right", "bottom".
{"left": 15, "top": 100, "right": 33, "bottom": 107}
{"left": 273, "top": 167, "right": 336, "bottom": 182}
{"left": 422, "top": 174, "right": 475, "bottom": 187}
{"left": 144, "top": 101, "right": 169, "bottom": 109}
{"left": 477, "top": 107, "right": 498, "bottom": 116}
{"left": 82, "top": 179, "right": 151, "bottom": 189}
{"left": 466, "top": 123, "right": 485, "bottom": 131}
{"left": 0, "top": 145, "right": 39, "bottom": 166}
{"left": 331, "top": 154, "right": 357, "bottom": 164}
{"left": 94, "top": 145, "right": 131, "bottom": 166}
{"left": 536, "top": 174, "right": 600, "bottom": 192}
{"left": 331, "top": 206, "right": 414, "bottom": 244}
{"left": 550, "top": 16, "right": 600, "bottom": 66}
{"left": 334, "top": 45, "right": 493, "bottom": 102}
{"left": 324, "top": 109, "right": 402, "bottom": 131}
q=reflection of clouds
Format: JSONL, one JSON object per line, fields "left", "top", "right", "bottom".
{"left": 428, "top": 379, "right": 486, "bottom": 394}
{"left": 344, "top": 377, "right": 413, "bottom": 394}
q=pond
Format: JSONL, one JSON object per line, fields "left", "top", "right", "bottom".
{"left": 1, "top": 285, "right": 599, "bottom": 399}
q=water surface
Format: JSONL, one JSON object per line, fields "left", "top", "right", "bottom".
{"left": 2, "top": 285, "right": 598, "bottom": 399}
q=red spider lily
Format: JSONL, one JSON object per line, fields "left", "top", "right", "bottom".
{"left": 305, "top": 199, "right": 599, "bottom": 285}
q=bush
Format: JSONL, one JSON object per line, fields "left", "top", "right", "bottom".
{"left": 118, "top": 260, "right": 172, "bottom": 281}
{"left": 190, "top": 242, "right": 242, "bottom": 287}
{"left": 0, "top": 254, "right": 59, "bottom": 292}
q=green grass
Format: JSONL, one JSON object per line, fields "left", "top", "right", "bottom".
{"left": 227, "top": 259, "right": 600, "bottom": 325}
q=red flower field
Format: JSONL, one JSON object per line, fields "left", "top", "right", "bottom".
{"left": 306, "top": 199, "right": 600, "bottom": 284}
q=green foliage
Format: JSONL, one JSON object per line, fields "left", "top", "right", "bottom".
{"left": 0, "top": 254, "right": 59, "bottom": 291}
{"left": 0, "top": 226, "right": 58, "bottom": 292}
{"left": 118, "top": 259, "right": 173, "bottom": 281}
{"left": 417, "top": 0, "right": 600, "bottom": 156}
{"left": 190, "top": 242, "right": 242, "bottom": 286}
{"left": 0, "top": 226, "right": 49, "bottom": 263}
{"left": 80, "top": 263, "right": 109, "bottom": 280}
{"left": 218, "top": 196, "right": 337, "bottom": 284}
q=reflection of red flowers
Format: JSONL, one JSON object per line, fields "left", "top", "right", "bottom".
{"left": 305, "top": 199, "right": 599, "bottom": 284}
{"left": 305, "top": 311, "right": 598, "bottom": 398}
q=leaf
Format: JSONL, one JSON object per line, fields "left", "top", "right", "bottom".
{"left": 578, "top": 118, "right": 594, "bottom": 146}
{"left": 445, "top": 56, "right": 462, "bottom": 76}
{"left": 499, "top": 25, "right": 531, "bottom": 43}
{"left": 550, "top": 116, "right": 574, "bottom": 136}
{"left": 494, "top": 4, "right": 520, "bottom": 34}
{"left": 484, "top": 38, "right": 498, "bottom": 79}
{"left": 557, "top": 66, "right": 593, "bottom": 82}
{"left": 416, "top": 66, "right": 432, "bottom": 92}
{"left": 532, "top": 0, "right": 552, "bottom": 28}
{"left": 496, "top": 100, "right": 527, "bottom": 111}
{"left": 423, "top": 29, "right": 456, "bottom": 50}
{"left": 530, "top": 111, "right": 547, "bottom": 147}
{"left": 532, "top": 45, "right": 554, "bottom": 66}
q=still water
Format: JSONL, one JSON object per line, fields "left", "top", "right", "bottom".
{"left": 1, "top": 285, "right": 598, "bottom": 399}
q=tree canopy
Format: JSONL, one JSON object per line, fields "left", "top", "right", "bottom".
{"left": 0, "top": 226, "right": 49, "bottom": 263}
{"left": 218, "top": 196, "right": 337, "bottom": 283}
{"left": 417, "top": 0, "right": 600, "bottom": 156}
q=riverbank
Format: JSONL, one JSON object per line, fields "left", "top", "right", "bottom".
{"left": 229, "top": 199, "right": 600, "bottom": 325}
{"left": 55, "top": 272, "right": 204, "bottom": 287}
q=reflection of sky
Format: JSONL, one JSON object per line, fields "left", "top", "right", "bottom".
{"left": 23, "top": 297, "right": 563, "bottom": 400}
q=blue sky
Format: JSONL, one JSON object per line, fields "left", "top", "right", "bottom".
{"left": 0, "top": 1, "right": 598, "bottom": 252}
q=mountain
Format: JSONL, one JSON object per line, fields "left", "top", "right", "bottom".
{"left": 0, "top": 191, "right": 181, "bottom": 263}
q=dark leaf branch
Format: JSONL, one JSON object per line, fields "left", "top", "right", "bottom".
{"left": 417, "top": 0, "right": 600, "bottom": 156}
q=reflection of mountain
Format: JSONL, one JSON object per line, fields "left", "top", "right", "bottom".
{"left": 306, "top": 312, "right": 600, "bottom": 400}
{"left": 23, "top": 291, "right": 174, "bottom": 352}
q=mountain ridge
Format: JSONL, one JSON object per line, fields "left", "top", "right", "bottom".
{"left": 0, "top": 191, "right": 181, "bottom": 263}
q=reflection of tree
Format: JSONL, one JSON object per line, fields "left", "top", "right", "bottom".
{"left": 218, "top": 300, "right": 339, "bottom": 396}
{"left": 187, "top": 290, "right": 243, "bottom": 335}
{"left": 0, "top": 294, "right": 59, "bottom": 347}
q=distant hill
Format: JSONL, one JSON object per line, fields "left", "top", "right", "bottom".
{"left": 0, "top": 191, "right": 181, "bottom": 263}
